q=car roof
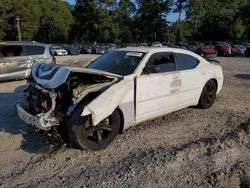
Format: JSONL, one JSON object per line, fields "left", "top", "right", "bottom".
{"left": 114, "top": 47, "right": 193, "bottom": 54}
{"left": 0, "top": 41, "right": 50, "bottom": 47}
{"left": 114, "top": 47, "right": 205, "bottom": 61}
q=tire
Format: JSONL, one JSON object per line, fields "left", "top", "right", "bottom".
{"left": 67, "top": 102, "right": 121, "bottom": 151}
{"left": 198, "top": 80, "right": 217, "bottom": 109}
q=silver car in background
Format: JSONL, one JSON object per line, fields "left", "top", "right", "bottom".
{"left": 0, "top": 41, "right": 55, "bottom": 82}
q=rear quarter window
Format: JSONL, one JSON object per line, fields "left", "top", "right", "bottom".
{"left": 175, "top": 53, "right": 199, "bottom": 70}
{"left": 23, "top": 45, "right": 45, "bottom": 56}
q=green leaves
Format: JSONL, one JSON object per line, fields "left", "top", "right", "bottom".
{"left": 0, "top": 0, "right": 249, "bottom": 43}
{"left": 186, "top": 0, "right": 249, "bottom": 41}
{"left": 0, "top": 0, "right": 73, "bottom": 42}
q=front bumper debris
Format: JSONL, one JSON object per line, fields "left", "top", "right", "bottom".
{"left": 16, "top": 92, "right": 59, "bottom": 131}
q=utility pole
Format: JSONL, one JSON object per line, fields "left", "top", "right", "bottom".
{"left": 15, "top": 17, "right": 21, "bottom": 41}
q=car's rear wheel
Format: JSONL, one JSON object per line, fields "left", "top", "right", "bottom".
{"left": 198, "top": 80, "right": 217, "bottom": 109}
{"left": 67, "top": 103, "right": 121, "bottom": 151}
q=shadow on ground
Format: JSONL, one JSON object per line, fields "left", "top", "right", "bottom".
{"left": 235, "top": 74, "right": 250, "bottom": 80}
{"left": 0, "top": 83, "right": 48, "bottom": 154}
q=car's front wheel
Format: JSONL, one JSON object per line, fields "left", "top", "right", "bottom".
{"left": 198, "top": 80, "right": 217, "bottom": 109}
{"left": 67, "top": 103, "right": 121, "bottom": 151}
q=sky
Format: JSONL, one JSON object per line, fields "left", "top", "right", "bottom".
{"left": 65, "top": 0, "right": 186, "bottom": 23}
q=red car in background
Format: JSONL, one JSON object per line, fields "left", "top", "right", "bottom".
{"left": 215, "top": 45, "right": 237, "bottom": 56}
{"left": 195, "top": 45, "right": 217, "bottom": 58}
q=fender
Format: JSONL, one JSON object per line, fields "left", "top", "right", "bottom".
{"left": 81, "top": 76, "right": 134, "bottom": 126}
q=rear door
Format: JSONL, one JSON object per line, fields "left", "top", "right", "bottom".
{"left": 175, "top": 53, "right": 203, "bottom": 106}
{"left": 0, "top": 45, "right": 32, "bottom": 75}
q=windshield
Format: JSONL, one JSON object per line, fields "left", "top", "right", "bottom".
{"left": 87, "top": 51, "right": 145, "bottom": 76}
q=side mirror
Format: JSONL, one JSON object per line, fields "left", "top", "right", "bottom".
{"left": 144, "top": 65, "right": 160, "bottom": 74}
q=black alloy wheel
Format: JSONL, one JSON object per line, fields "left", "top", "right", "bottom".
{"left": 198, "top": 80, "right": 217, "bottom": 109}
{"left": 67, "top": 102, "right": 121, "bottom": 151}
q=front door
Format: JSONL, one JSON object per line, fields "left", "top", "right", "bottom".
{"left": 136, "top": 52, "right": 181, "bottom": 122}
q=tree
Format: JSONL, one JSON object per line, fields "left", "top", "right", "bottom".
{"left": 114, "top": 0, "right": 136, "bottom": 43}
{"left": 0, "top": 0, "right": 73, "bottom": 43}
{"left": 35, "top": 0, "right": 73, "bottom": 43}
{"left": 186, "top": 0, "right": 248, "bottom": 41}
{"left": 239, "top": 0, "right": 250, "bottom": 40}
{"left": 172, "top": 0, "right": 189, "bottom": 42}
{"left": 229, "top": 19, "right": 247, "bottom": 41}
{"left": 1, "top": 0, "right": 40, "bottom": 41}
{"left": 0, "top": 0, "right": 9, "bottom": 40}
{"left": 71, "top": 0, "right": 119, "bottom": 43}
{"left": 135, "top": 0, "right": 172, "bottom": 42}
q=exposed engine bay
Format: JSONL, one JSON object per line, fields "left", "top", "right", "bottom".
{"left": 17, "top": 63, "right": 121, "bottom": 147}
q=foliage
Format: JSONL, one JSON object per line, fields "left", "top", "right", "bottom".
{"left": 0, "top": 0, "right": 250, "bottom": 43}
{"left": 186, "top": 0, "right": 248, "bottom": 41}
{"left": 71, "top": 0, "right": 119, "bottom": 43}
{"left": 134, "top": 0, "right": 172, "bottom": 42}
{"left": 0, "top": 0, "right": 73, "bottom": 42}
{"left": 35, "top": 0, "right": 73, "bottom": 43}
{"left": 114, "top": 0, "right": 136, "bottom": 43}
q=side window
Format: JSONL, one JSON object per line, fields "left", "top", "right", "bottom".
{"left": 147, "top": 52, "right": 175, "bottom": 73}
{"left": 23, "top": 45, "right": 45, "bottom": 56}
{"left": 0, "top": 45, "right": 23, "bottom": 57}
{"left": 175, "top": 53, "right": 199, "bottom": 70}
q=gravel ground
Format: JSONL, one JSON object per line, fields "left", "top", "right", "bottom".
{"left": 0, "top": 55, "right": 249, "bottom": 187}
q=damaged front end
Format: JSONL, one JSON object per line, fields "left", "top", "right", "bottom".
{"left": 17, "top": 63, "right": 120, "bottom": 139}
{"left": 17, "top": 85, "right": 59, "bottom": 131}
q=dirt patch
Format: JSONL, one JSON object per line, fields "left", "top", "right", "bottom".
{"left": 0, "top": 56, "right": 249, "bottom": 187}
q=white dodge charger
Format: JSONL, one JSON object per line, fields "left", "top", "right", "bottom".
{"left": 17, "top": 47, "right": 223, "bottom": 150}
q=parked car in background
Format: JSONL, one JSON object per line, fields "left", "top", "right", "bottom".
{"left": 245, "top": 47, "right": 250, "bottom": 57}
{"left": 140, "top": 43, "right": 148, "bottom": 47}
{"left": 241, "top": 42, "right": 250, "bottom": 49}
{"left": 151, "top": 42, "right": 163, "bottom": 47}
{"left": 95, "top": 46, "right": 107, "bottom": 54}
{"left": 175, "top": 44, "right": 188, "bottom": 50}
{"left": 0, "top": 41, "right": 55, "bottom": 82}
{"left": 232, "top": 45, "right": 246, "bottom": 56}
{"left": 107, "top": 43, "right": 117, "bottom": 52}
{"left": 188, "top": 42, "right": 204, "bottom": 48}
{"left": 51, "top": 46, "right": 68, "bottom": 56}
{"left": 81, "top": 45, "right": 93, "bottom": 54}
{"left": 163, "top": 42, "right": 175, "bottom": 48}
{"left": 64, "top": 45, "right": 80, "bottom": 55}
{"left": 17, "top": 47, "right": 223, "bottom": 150}
{"left": 213, "top": 41, "right": 228, "bottom": 46}
{"left": 215, "top": 44, "right": 237, "bottom": 56}
{"left": 195, "top": 45, "right": 217, "bottom": 58}
{"left": 187, "top": 45, "right": 198, "bottom": 52}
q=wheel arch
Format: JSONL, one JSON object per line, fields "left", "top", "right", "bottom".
{"left": 115, "top": 107, "right": 124, "bottom": 134}
{"left": 209, "top": 78, "right": 218, "bottom": 92}
{"left": 74, "top": 94, "right": 125, "bottom": 134}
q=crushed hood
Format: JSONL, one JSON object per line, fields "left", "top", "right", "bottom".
{"left": 31, "top": 62, "right": 122, "bottom": 89}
